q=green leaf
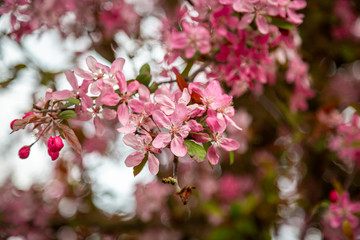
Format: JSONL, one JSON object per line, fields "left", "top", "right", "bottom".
{"left": 64, "top": 98, "right": 81, "bottom": 104}
{"left": 133, "top": 155, "right": 148, "bottom": 177}
{"left": 184, "top": 140, "right": 206, "bottom": 162}
{"left": 59, "top": 110, "right": 77, "bottom": 119}
{"left": 139, "top": 63, "right": 151, "bottom": 74}
{"left": 136, "top": 73, "right": 152, "bottom": 86}
{"left": 271, "top": 18, "right": 294, "bottom": 30}
{"left": 149, "top": 82, "right": 158, "bottom": 93}
{"left": 229, "top": 151, "right": 234, "bottom": 165}
{"left": 58, "top": 123, "right": 82, "bottom": 154}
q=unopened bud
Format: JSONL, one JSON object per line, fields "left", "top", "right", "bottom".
{"left": 18, "top": 146, "right": 31, "bottom": 159}
{"left": 329, "top": 190, "right": 339, "bottom": 203}
{"left": 48, "top": 149, "right": 59, "bottom": 161}
{"left": 10, "top": 119, "right": 18, "bottom": 130}
{"left": 47, "top": 136, "right": 64, "bottom": 152}
{"left": 22, "top": 112, "right": 34, "bottom": 119}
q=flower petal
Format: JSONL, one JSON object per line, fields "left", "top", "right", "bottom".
{"left": 122, "top": 134, "right": 142, "bottom": 149}
{"left": 111, "top": 57, "right": 125, "bottom": 73}
{"left": 117, "top": 102, "right": 129, "bottom": 125}
{"left": 207, "top": 145, "right": 219, "bottom": 165}
{"left": 65, "top": 70, "right": 79, "bottom": 91}
{"left": 152, "top": 110, "right": 171, "bottom": 129}
{"left": 152, "top": 132, "right": 171, "bottom": 149}
{"left": 148, "top": 153, "right": 160, "bottom": 175}
{"left": 172, "top": 103, "right": 188, "bottom": 127}
{"left": 101, "top": 93, "right": 120, "bottom": 106}
{"left": 94, "top": 116, "right": 105, "bottom": 136}
{"left": 220, "top": 138, "right": 240, "bottom": 151}
{"left": 125, "top": 151, "right": 144, "bottom": 167}
{"left": 170, "top": 136, "right": 187, "bottom": 157}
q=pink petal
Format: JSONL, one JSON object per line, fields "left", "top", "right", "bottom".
{"left": 75, "top": 68, "right": 93, "bottom": 79}
{"left": 172, "top": 103, "right": 188, "bottom": 127}
{"left": 101, "top": 93, "right": 120, "bottom": 106}
{"left": 238, "top": 13, "right": 254, "bottom": 29}
{"left": 224, "top": 115, "right": 243, "bottom": 131}
{"left": 127, "top": 80, "right": 139, "bottom": 95}
{"left": 350, "top": 203, "right": 360, "bottom": 213}
{"left": 102, "top": 107, "right": 117, "bottom": 120}
{"left": 138, "top": 84, "right": 151, "bottom": 102}
{"left": 65, "top": 70, "right": 79, "bottom": 91}
{"left": 111, "top": 58, "right": 125, "bottom": 73}
{"left": 129, "top": 99, "right": 144, "bottom": 113}
{"left": 125, "top": 151, "right": 145, "bottom": 167}
{"left": 94, "top": 116, "right": 105, "bottom": 136}
{"left": 206, "top": 117, "right": 222, "bottom": 134}
{"left": 255, "top": 15, "right": 269, "bottom": 34}
{"left": 207, "top": 145, "right": 219, "bottom": 165}
{"left": 185, "top": 47, "right": 196, "bottom": 59}
{"left": 122, "top": 134, "right": 142, "bottom": 150}
{"left": 170, "top": 136, "right": 187, "bottom": 157}
{"left": 116, "top": 71, "right": 127, "bottom": 93}
{"left": 117, "top": 102, "right": 129, "bottom": 126}
{"left": 178, "top": 125, "right": 191, "bottom": 139}
{"left": 170, "top": 32, "right": 188, "bottom": 49}
{"left": 148, "top": 153, "right": 160, "bottom": 175}
{"left": 187, "top": 119, "right": 203, "bottom": 132}
{"left": 81, "top": 95, "right": 93, "bottom": 111}
{"left": 52, "top": 90, "right": 74, "bottom": 100}
{"left": 152, "top": 132, "right": 171, "bottom": 149}
{"left": 86, "top": 56, "right": 99, "bottom": 73}
{"left": 152, "top": 110, "right": 171, "bottom": 129}
{"left": 178, "top": 88, "right": 191, "bottom": 105}
{"left": 220, "top": 138, "right": 240, "bottom": 151}
{"left": 204, "top": 80, "right": 223, "bottom": 98}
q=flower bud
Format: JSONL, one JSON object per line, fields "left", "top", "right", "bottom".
{"left": 47, "top": 136, "right": 64, "bottom": 152}
{"left": 329, "top": 190, "right": 339, "bottom": 203}
{"left": 48, "top": 149, "right": 59, "bottom": 161}
{"left": 22, "top": 112, "right": 34, "bottom": 119}
{"left": 10, "top": 119, "right": 18, "bottom": 130}
{"left": 18, "top": 146, "right": 31, "bottom": 159}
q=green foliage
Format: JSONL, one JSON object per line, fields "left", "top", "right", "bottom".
{"left": 58, "top": 110, "right": 77, "bottom": 119}
{"left": 184, "top": 140, "right": 206, "bottom": 162}
{"left": 133, "top": 155, "right": 148, "bottom": 177}
{"left": 136, "top": 63, "right": 152, "bottom": 86}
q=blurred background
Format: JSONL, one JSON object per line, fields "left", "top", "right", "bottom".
{"left": 1, "top": 0, "right": 360, "bottom": 239}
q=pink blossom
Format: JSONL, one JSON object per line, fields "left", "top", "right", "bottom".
{"left": 51, "top": 70, "right": 93, "bottom": 112}
{"left": 100, "top": 75, "right": 139, "bottom": 126}
{"left": 75, "top": 56, "right": 126, "bottom": 95}
{"left": 152, "top": 104, "right": 191, "bottom": 157}
{"left": 123, "top": 133, "right": 161, "bottom": 175}
{"left": 328, "top": 192, "right": 360, "bottom": 229}
{"left": 278, "top": 0, "right": 306, "bottom": 24}
{"left": 206, "top": 117, "right": 240, "bottom": 164}
{"left": 189, "top": 81, "right": 242, "bottom": 130}
{"left": 169, "top": 21, "right": 211, "bottom": 58}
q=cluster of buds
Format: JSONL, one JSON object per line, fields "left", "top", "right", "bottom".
{"left": 47, "top": 136, "right": 64, "bottom": 160}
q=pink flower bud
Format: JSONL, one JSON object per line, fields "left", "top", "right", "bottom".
{"left": 47, "top": 136, "right": 64, "bottom": 152}
{"left": 18, "top": 146, "right": 31, "bottom": 159}
{"left": 10, "top": 119, "right": 18, "bottom": 130}
{"left": 22, "top": 112, "right": 34, "bottom": 119}
{"left": 329, "top": 190, "right": 339, "bottom": 203}
{"left": 48, "top": 149, "right": 59, "bottom": 161}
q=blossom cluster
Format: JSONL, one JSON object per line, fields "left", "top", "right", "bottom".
{"left": 162, "top": 0, "right": 313, "bottom": 112}
{"left": 11, "top": 56, "right": 241, "bottom": 175}
{"left": 323, "top": 191, "right": 360, "bottom": 239}
{"left": 0, "top": 0, "right": 139, "bottom": 42}
{"left": 320, "top": 110, "right": 360, "bottom": 168}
